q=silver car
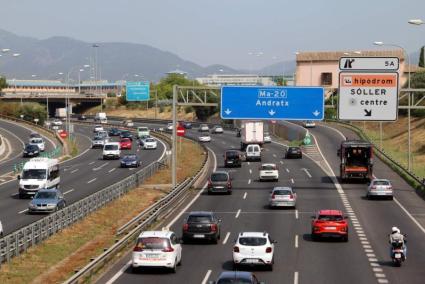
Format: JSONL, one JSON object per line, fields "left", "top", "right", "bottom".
{"left": 366, "top": 178, "right": 393, "bottom": 199}
{"left": 269, "top": 187, "right": 297, "bottom": 208}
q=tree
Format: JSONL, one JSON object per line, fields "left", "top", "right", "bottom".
{"left": 419, "top": 46, "right": 425, "bottom": 68}
{"left": 0, "top": 76, "right": 7, "bottom": 92}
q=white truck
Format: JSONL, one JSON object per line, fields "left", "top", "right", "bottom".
{"left": 95, "top": 112, "right": 108, "bottom": 124}
{"left": 240, "top": 121, "right": 264, "bottom": 150}
{"left": 55, "top": 108, "right": 67, "bottom": 119}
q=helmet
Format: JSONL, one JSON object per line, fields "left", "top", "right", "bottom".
{"left": 391, "top": 226, "right": 400, "bottom": 234}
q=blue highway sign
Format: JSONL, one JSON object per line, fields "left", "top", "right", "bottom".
{"left": 126, "top": 81, "right": 150, "bottom": 101}
{"left": 221, "top": 86, "right": 324, "bottom": 120}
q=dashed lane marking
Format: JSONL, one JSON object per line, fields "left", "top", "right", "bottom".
{"left": 248, "top": 179, "right": 251, "bottom": 185}
{"left": 249, "top": 169, "right": 252, "bottom": 174}
{"left": 63, "top": 189, "right": 74, "bottom": 195}
{"left": 295, "top": 235, "right": 299, "bottom": 248}
{"left": 18, "top": 209, "right": 28, "bottom": 214}
{"left": 295, "top": 209, "right": 299, "bottom": 219}
{"left": 243, "top": 192, "right": 247, "bottom": 199}
{"left": 87, "top": 178, "right": 97, "bottom": 184}
{"left": 294, "top": 271, "right": 299, "bottom": 284}
{"left": 201, "top": 270, "right": 212, "bottom": 284}
{"left": 291, "top": 178, "right": 294, "bottom": 184}
{"left": 285, "top": 168, "right": 290, "bottom": 173}
{"left": 235, "top": 209, "right": 241, "bottom": 218}
{"left": 88, "top": 161, "right": 95, "bottom": 165}
{"left": 280, "top": 161, "right": 284, "bottom": 165}
{"left": 71, "top": 169, "right": 79, "bottom": 174}
{"left": 222, "top": 232, "right": 231, "bottom": 245}
{"left": 109, "top": 168, "right": 116, "bottom": 173}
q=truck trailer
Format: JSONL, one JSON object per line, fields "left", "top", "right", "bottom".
{"left": 240, "top": 121, "right": 264, "bottom": 150}
{"left": 339, "top": 140, "right": 373, "bottom": 182}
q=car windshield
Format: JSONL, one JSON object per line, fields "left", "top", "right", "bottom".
{"left": 318, "top": 215, "right": 343, "bottom": 221}
{"left": 226, "top": 151, "right": 239, "bottom": 158}
{"left": 145, "top": 138, "right": 155, "bottom": 142}
{"left": 261, "top": 165, "right": 276, "bottom": 170}
{"left": 22, "top": 169, "right": 46, "bottom": 179}
{"left": 30, "top": 139, "right": 43, "bottom": 144}
{"left": 289, "top": 147, "right": 299, "bottom": 151}
{"left": 124, "top": 155, "right": 136, "bottom": 160}
{"left": 34, "top": 191, "right": 56, "bottom": 199}
{"left": 264, "top": 132, "right": 270, "bottom": 136}
{"left": 187, "top": 215, "right": 212, "bottom": 223}
{"left": 94, "top": 137, "right": 103, "bottom": 141}
{"left": 373, "top": 180, "right": 390, "bottom": 186}
{"left": 139, "top": 127, "right": 148, "bottom": 131}
{"left": 26, "top": 145, "right": 38, "bottom": 150}
{"left": 217, "top": 279, "right": 253, "bottom": 284}
{"left": 239, "top": 237, "right": 267, "bottom": 246}
{"left": 211, "top": 173, "right": 228, "bottom": 182}
{"left": 274, "top": 189, "right": 292, "bottom": 195}
{"left": 135, "top": 237, "right": 171, "bottom": 250}
{"left": 121, "top": 131, "right": 131, "bottom": 135}
{"left": 105, "top": 145, "right": 118, "bottom": 150}
{"left": 121, "top": 139, "right": 130, "bottom": 143}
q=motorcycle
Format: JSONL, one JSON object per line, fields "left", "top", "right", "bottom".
{"left": 391, "top": 240, "right": 406, "bottom": 267}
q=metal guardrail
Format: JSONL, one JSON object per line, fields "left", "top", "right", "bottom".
{"left": 63, "top": 140, "right": 211, "bottom": 284}
{"left": 0, "top": 154, "right": 170, "bottom": 266}
{"left": 328, "top": 120, "right": 425, "bottom": 189}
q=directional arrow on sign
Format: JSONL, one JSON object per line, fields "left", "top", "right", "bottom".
{"left": 224, "top": 108, "right": 232, "bottom": 115}
{"left": 313, "top": 110, "right": 320, "bottom": 117}
{"left": 364, "top": 109, "right": 372, "bottom": 117}
{"left": 269, "top": 109, "right": 276, "bottom": 116}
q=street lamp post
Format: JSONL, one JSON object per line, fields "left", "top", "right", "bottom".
{"left": 373, "top": 41, "right": 411, "bottom": 170}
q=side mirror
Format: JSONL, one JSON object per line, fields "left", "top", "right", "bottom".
{"left": 17, "top": 175, "right": 21, "bottom": 180}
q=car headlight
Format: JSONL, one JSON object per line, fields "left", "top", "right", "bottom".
{"left": 24, "top": 151, "right": 28, "bottom": 153}
{"left": 29, "top": 203, "right": 37, "bottom": 209}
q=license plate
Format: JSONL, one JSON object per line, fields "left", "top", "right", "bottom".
{"left": 325, "top": 226, "right": 336, "bottom": 230}
{"left": 193, "top": 234, "right": 205, "bottom": 238}
{"left": 144, "top": 254, "right": 160, "bottom": 258}
{"left": 246, "top": 259, "right": 258, "bottom": 263}
{"left": 214, "top": 186, "right": 224, "bottom": 189}
{"left": 227, "top": 161, "right": 233, "bottom": 164}
{"left": 395, "top": 253, "right": 401, "bottom": 258}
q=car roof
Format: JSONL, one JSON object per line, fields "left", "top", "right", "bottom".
{"left": 289, "top": 146, "right": 300, "bottom": 149}
{"left": 261, "top": 163, "right": 276, "bottom": 167}
{"left": 371, "top": 178, "right": 390, "bottom": 182}
{"left": 218, "top": 271, "right": 253, "bottom": 280}
{"left": 211, "top": 171, "right": 229, "bottom": 175}
{"left": 188, "top": 211, "right": 214, "bottom": 217}
{"left": 273, "top": 186, "right": 292, "bottom": 192}
{"left": 138, "top": 230, "right": 174, "bottom": 238}
{"left": 105, "top": 142, "right": 120, "bottom": 145}
{"left": 318, "top": 209, "right": 343, "bottom": 215}
{"left": 238, "top": 232, "right": 269, "bottom": 238}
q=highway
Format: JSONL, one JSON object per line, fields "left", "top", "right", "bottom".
{"left": 93, "top": 121, "right": 425, "bottom": 284}
{"left": 0, "top": 121, "right": 166, "bottom": 235}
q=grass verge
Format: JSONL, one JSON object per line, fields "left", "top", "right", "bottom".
{"left": 0, "top": 138, "right": 205, "bottom": 284}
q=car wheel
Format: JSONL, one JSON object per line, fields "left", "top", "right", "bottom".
{"left": 131, "top": 266, "right": 140, "bottom": 273}
{"left": 227, "top": 190, "right": 232, "bottom": 195}
{"left": 342, "top": 235, "right": 348, "bottom": 242}
{"left": 19, "top": 193, "right": 25, "bottom": 199}
{"left": 233, "top": 263, "right": 239, "bottom": 270}
{"left": 212, "top": 237, "right": 218, "bottom": 244}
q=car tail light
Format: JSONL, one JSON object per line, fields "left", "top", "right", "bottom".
{"left": 133, "top": 246, "right": 143, "bottom": 252}
{"left": 271, "top": 194, "right": 275, "bottom": 199}
{"left": 162, "top": 247, "right": 174, "bottom": 252}
{"left": 183, "top": 224, "right": 189, "bottom": 231}
{"left": 289, "top": 194, "right": 294, "bottom": 199}
{"left": 265, "top": 247, "right": 272, "bottom": 253}
{"left": 227, "top": 181, "right": 232, "bottom": 189}
{"left": 233, "top": 246, "right": 239, "bottom": 253}
{"left": 371, "top": 186, "right": 376, "bottom": 190}
{"left": 208, "top": 179, "right": 212, "bottom": 187}
{"left": 211, "top": 224, "right": 218, "bottom": 232}
{"left": 388, "top": 186, "right": 393, "bottom": 190}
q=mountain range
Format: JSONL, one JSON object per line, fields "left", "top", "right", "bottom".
{"left": 0, "top": 29, "right": 294, "bottom": 82}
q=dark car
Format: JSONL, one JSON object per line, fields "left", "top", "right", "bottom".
{"left": 236, "top": 128, "right": 241, "bottom": 137}
{"left": 285, "top": 146, "right": 302, "bottom": 159}
{"left": 224, "top": 150, "right": 242, "bottom": 168}
{"left": 209, "top": 271, "right": 265, "bottom": 284}
{"left": 120, "top": 130, "right": 133, "bottom": 141}
{"left": 182, "top": 211, "right": 221, "bottom": 243}
{"left": 77, "top": 114, "right": 87, "bottom": 120}
{"left": 23, "top": 144, "right": 40, "bottom": 158}
{"left": 108, "top": 128, "right": 122, "bottom": 136}
{"left": 28, "top": 188, "right": 66, "bottom": 213}
{"left": 29, "top": 132, "right": 41, "bottom": 139}
{"left": 120, "top": 154, "right": 141, "bottom": 168}
{"left": 208, "top": 171, "right": 232, "bottom": 194}
{"left": 181, "top": 121, "right": 192, "bottom": 129}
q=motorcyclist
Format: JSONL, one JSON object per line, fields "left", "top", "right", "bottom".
{"left": 389, "top": 226, "right": 407, "bottom": 259}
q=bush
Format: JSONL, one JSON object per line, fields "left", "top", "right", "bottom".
{"left": 159, "top": 105, "right": 165, "bottom": 113}
{"left": 184, "top": 106, "right": 194, "bottom": 114}
{"left": 325, "top": 108, "right": 337, "bottom": 120}
{"left": 0, "top": 102, "right": 47, "bottom": 125}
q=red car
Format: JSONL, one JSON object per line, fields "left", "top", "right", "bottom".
{"left": 311, "top": 209, "right": 348, "bottom": 241}
{"left": 120, "top": 138, "right": 132, "bottom": 150}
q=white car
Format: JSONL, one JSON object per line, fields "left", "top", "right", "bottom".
{"left": 132, "top": 230, "right": 182, "bottom": 273}
{"left": 143, "top": 137, "right": 158, "bottom": 149}
{"left": 264, "top": 132, "right": 272, "bottom": 143}
{"left": 124, "top": 120, "right": 134, "bottom": 127}
{"left": 198, "top": 134, "right": 211, "bottom": 142}
{"left": 233, "top": 232, "right": 275, "bottom": 270}
{"left": 51, "top": 119, "right": 63, "bottom": 126}
{"left": 0, "top": 220, "right": 3, "bottom": 237}
{"left": 102, "top": 142, "right": 121, "bottom": 159}
{"left": 304, "top": 121, "right": 316, "bottom": 128}
{"left": 212, "top": 125, "right": 224, "bottom": 134}
{"left": 259, "top": 163, "right": 279, "bottom": 181}
{"left": 93, "top": 125, "right": 104, "bottom": 132}
{"left": 366, "top": 178, "right": 393, "bottom": 199}
{"left": 269, "top": 186, "right": 297, "bottom": 208}
{"left": 92, "top": 137, "right": 109, "bottom": 148}
{"left": 166, "top": 123, "right": 174, "bottom": 132}
{"left": 29, "top": 138, "right": 45, "bottom": 152}
{"left": 199, "top": 124, "right": 210, "bottom": 132}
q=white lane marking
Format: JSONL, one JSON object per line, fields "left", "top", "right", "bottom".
{"left": 70, "top": 169, "right": 79, "bottom": 174}
{"left": 377, "top": 279, "right": 389, "bottom": 283}
{"left": 375, "top": 273, "right": 386, "bottom": 278}
{"left": 109, "top": 168, "right": 116, "bottom": 173}
{"left": 88, "top": 161, "right": 95, "bottom": 165}
{"left": 394, "top": 197, "right": 425, "bottom": 235}
{"left": 18, "top": 208, "right": 28, "bottom": 214}
{"left": 291, "top": 178, "right": 294, "bottom": 184}
{"left": 249, "top": 169, "right": 252, "bottom": 174}
{"left": 295, "top": 209, "right": 299, "bottom": 219}
{"left": 235, "top": 209, "right": 241, "bottom": 218}
{"left": 243, "top": 192, "right": 247, "bottom": 199}
{"left": 248, "top": 179, "right": 251, "bottom": 185}
{"left": 280, "top": 161, "right": 284, "bottom": 165}
{"left": 295, "top": 235, "right": 299, "bottom": 248}
{"left": 285, "top": 168, "right": 290, "bottom": 173}
{"left": 104, "top": 260, "right": 132, "bottom": 284}
{"left": 273, "top": 154, "right": 277, "bottom": 158}
{"left": 87, "top": 178, "right": 97, "bottom": 184}
{"left": 201, "top": 270, "right": 212, "bottom": 284}
{"left": 63, "top": 189, "right": 74, "bottom": 195}
{"left": 294, "top": 271, "right": 299, "bottom": 284}
{"left": 373, "top": 268, "right": 383, "bottom": 273}
{"left": 301, "top": 168, "right": 312, "bottom": 178}
{"left": 222, "top": 232, "right": 231, "bottom": 245}
{"left": 247, "top": 162, "right": 250, "bottom": 166}
{"left": 93, "top": 162, "right": 109, "bottom": 171}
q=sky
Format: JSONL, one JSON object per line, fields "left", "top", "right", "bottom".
{"left": 1, "top": 0, "right": 424, "bottom": 69}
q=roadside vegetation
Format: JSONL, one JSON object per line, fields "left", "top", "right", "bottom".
{"left": 0, "top": 137, "right": 205, "bottom": 284}
{"left": 0, "top": 102, "right": 47, "bottom": 126}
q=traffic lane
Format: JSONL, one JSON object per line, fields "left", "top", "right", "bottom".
{"left": 311, "top": 124, "right": 425, "bottom": 283}
{"left": 2, "top": 138, "right": 165, "bottom": 234}
{"left": 0, "top": 127, "right": 25, "bottom": 172}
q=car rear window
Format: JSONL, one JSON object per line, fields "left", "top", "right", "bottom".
{"left": 187, "top": 215, "right": 212, "bottom": 223}
{"left": 318, "top": 215, "right": 343, "bottom": 221}
{"left": 239, "top": 237, "right": 267, "bottom": 246}
{"left": 104, "top": 144, "right": 118, "bottom": 150}
{"left": 225, "top": 151, "right": 239, "bottom": 158}
{"left": 211, "top": 173, "right": 228, "bottom": 182}
{"left": 261, "top": 165, "right": 276, "bottom": 170}
{"left": 217, "top": 279, "right": 252, "bottom": 284}
{"left": 373, "top": 180, "right": 390, "bottom": 186}
{"left": 135, "top": 237, "right": 171, "bottom": 250}
{"left": 274, "top": 189, "right": 292, "bottom": 195}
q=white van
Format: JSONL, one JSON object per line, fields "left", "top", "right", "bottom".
{"left": 137, "top": 126, "right": 150, "bottom": 138}
{"left": 18, "top": 158, "right": 60, "bottom": 198}
{"left": 246, "top": 144, "right": 261, "bottom": 161}
{"left": 103, "top": 142, "right": 121, "bottom": 160}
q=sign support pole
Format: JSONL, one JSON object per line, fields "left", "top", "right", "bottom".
{"left": 172, "top": 85, "right": 177, "bottom": 187}
{"left": 379, "top": 121, "right": 383, "bottom": 150}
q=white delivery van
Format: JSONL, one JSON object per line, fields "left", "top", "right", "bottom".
{"left": 246, "top": 144, "right": 262, "bottom": 161}
{"left": 103, "top": 142, "right": 121, "bottom": 160}
{"left": 95, "top": 112, "right": 108, "bottom": 124}
{"left": 137, "top": 126, "right": 150, "bottom": 138}
{"left": 18, "top": 158, "right": 60, "bottom": 198}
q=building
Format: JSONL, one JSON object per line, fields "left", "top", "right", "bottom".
{"left": 295, "top": 50, "right": 424, "bottom": 93}
{"left": 196, "top": 74, "right": 277, "bottom": 86}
